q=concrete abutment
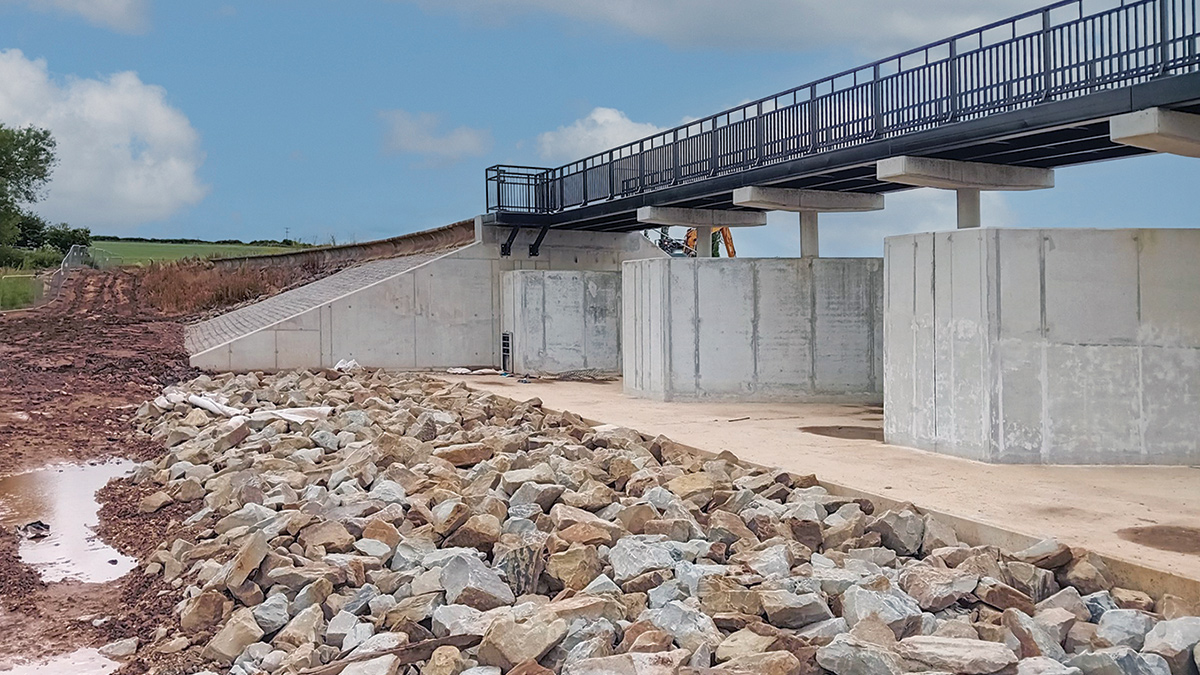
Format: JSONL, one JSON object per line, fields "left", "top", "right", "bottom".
{"left": 884, "top": 227, "right": 1200, "bottom": 465}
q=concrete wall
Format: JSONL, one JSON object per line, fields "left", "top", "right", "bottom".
{"left": 192, "top": 220, "right": 664, "bottom": 371}
{"left": 501, "top": 270, "right": 622, "bottom": 375}
{"left": 885, "top": 228, "right": 1200, "bottom": 465}
{"left": 623, "top": 257, "right": 883, "bottom": 402}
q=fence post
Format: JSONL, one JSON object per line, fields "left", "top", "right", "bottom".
{"left": 872, "top": 64, "right": 883, "bottom": 136}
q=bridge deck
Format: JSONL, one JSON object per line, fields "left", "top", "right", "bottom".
{"left": 485, "top": 0, "right": 1200, "bottom": 232}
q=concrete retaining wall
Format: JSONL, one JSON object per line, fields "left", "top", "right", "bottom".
{"left": 885, "top": 228, "right": 1200, "bottom": 465}
{"left": 191, "top": 220, "right": 664, "bottom": 371}
{"left": 622, "top": 257, "right": 883, "bottom": 402}
{"left": 501, "top": 270, "right": 622, "bottom": 375}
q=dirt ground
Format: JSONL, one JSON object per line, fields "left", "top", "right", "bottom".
{"left": 0, "top": 269, "right": 197, "bottom": 667}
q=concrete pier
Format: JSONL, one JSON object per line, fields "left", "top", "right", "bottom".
{"left": 501, "top": 270, "right": 622, "bottom": 375}
{"left": 878, "top": 156, "right": 1054, "bottom": 229}
{"left": 732, "top": 186, "right": 884, "bottom": 257}
{"left": 884, "top": 228, "right": 1200, "bottom": 465}
{"left": 622, "top": 257, "right": 882, "bottom": 402}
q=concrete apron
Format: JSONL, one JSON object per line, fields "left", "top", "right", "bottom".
{"left": 446, "top": 376, "right": 1200, "bottom": 604}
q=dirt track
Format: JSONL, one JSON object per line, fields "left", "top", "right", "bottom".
{"left": 0, "top": 269, "right": 195, "bottom": 667}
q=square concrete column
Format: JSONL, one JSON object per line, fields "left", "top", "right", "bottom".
{"left": 696, "top": 226, "right": 714, "bottom": 257}
{"left": 732, "top": 186, "right": 884, "bottom": 258}
{"left": 877, "top": 156, "right": 1053, "bottom": 229}
{"left": 800, "top": 212, "right": 820, "bottom": 258}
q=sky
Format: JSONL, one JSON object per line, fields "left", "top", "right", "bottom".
{"left": 0, "top": 0, "right": 1196, "bottom": 257}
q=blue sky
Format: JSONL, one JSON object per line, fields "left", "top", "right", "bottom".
{"left": 0, "top": 0, "right": 1196, "bottom": 257}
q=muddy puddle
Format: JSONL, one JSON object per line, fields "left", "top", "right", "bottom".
{"left": 6, "top": 648, "right": 118, "bottom": 674}
{"left": 0, "top": 460, "right": 137, "bottom": 583}
{"left": 800, "top": 425, "right": 885, "bottom": 442}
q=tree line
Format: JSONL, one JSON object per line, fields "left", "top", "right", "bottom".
{"left": 0, "top": 124, "right": 90, "bottom": 269}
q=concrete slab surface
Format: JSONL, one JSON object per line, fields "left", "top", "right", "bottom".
{"left": 440, "top": 374, "right": 1200, "bottom": 585}
{"left": 185, "top": 250, "right": 457, "bottom": 355}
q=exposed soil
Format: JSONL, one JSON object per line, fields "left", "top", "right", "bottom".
{"left": 0, "top": 269, "right": 195, "bottom": 666}
{"left": 1118, "top": 525, "right": 1200, "bottom": 556}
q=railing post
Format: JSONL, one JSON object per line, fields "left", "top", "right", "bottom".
{"left": 1042, "top": 9, "right": 1053, "bottom": 100}
{"left": 709, "top": 125, "right": 718, "bottom": 176}
{"left": 756, "top": 103, "right": 765, "bottom": 165}
{"left": 581, "top": 163, "right": 588, "bottom": 206}
{"left": 672, "top": 130, "right": 680, "bottom": 184}
{"left": 872, "top": 64, "right": 883, "bottom": 137}
{"left": 948, "top": 41, "right": 959, "bottom": 121}
{"left": 638, "top": 141, "right": 646, "bottom": 193}
{"left": 1158, "top": 0, "right": 1171, "bottom": 75}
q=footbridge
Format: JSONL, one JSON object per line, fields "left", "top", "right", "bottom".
{"left": 483, "top": 0, "right": 1200, "bottom": 234}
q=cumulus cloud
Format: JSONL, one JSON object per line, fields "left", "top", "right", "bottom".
{"left": 536, "top": 108, "right": 666, "bottom": 163}
{"left": 380, "top": 109, "right": 491, "bottom": 164}
{"left": 407, "top": 0, "right": 1040, "bottom": 53}
{"left": 5, "top": 0, "right": 150, "bottom": 33}
{"left": 0, "top": 49, "right": 207, "bottom": 228}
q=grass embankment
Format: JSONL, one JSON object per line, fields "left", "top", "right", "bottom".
{"left": 0, "top": 271, "right": 40, "bottom": 310}
{"left": 92, "top": 241, "right": 302, "bottom": 265}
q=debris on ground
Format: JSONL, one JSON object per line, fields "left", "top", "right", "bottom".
{"left": 104, "top": 367, "right": 1200, "bottom": 675}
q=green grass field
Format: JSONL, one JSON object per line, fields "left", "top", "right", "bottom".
{"left": 90, "top": 241, "right": 302, "bottom": 265}
{"left": 0, "top": 272, "right": 40, "bottom": 310}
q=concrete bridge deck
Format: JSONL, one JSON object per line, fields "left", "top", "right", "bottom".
{"left": 185, "top": 249, "right": 459, "bottom": 355}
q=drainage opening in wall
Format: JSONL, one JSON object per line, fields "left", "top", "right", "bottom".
{"left": 800, "top": 426, "right": 884, "bottom": 442}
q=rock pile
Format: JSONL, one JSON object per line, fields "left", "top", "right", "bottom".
{"left": 119, "top": 368, "right": 1200, "bottom": 675}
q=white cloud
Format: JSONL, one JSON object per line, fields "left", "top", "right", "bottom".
{"left": 409, "top": 0, "right": 1040, "bottom": 53}
{"left": 6, "top": 0, "right": 150, "bottom": 33}
{"left": 0, "top": 49, "right": 207, "bottom": 228}
{"left": 380, "top": 109, "right": 491, "bottom": 164}
{"left": 708, "top": 189, "right": 1017, "bottom": 259}
{"left": 536, "top": 107, "right": 666, "bottom": 163}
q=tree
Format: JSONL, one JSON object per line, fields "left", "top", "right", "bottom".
{"left": 45, "top": 223, "right": 90, "bottom": 254}
{"left": 15, "top": 212, "right": 47, "bottom": 248}
{"left": 0, "top": 124, "right": 56, "bottom": 211}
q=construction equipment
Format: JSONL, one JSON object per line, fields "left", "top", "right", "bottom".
{"left": 656, "top": 227, "right": 735, "bottom": 257}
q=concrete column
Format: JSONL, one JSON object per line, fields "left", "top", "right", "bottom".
{"left": 697, "top": 227, "right": 714, "bottom": 258}
{"left": 956, "top": 188, "right": 981, "bottom": 229}
{"left": 877, "top": 156, "right": 1053, "bottom": 230}
{"left": 731, "top": 186, "right": 883, "bottom": 259}
{"left": 800, "top": 212, "right": 820, "bottom": 258}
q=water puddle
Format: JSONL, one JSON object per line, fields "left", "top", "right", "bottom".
{"left": 5, "top": 648, "right": 118, "bottom": 674}
{"left": 1117, "top": 525, "right": 1200, "bottom": 555}
{"left": 0, "top": 460, "right": 137, "bottom": 583}
{"left": 800, "top": 425, "right": 885, "bottom": 442}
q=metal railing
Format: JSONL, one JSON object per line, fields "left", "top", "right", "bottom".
{"left": 487, "top": 0, "right": 1200, "bottom": 214}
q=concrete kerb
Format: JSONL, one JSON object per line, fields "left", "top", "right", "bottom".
{"left": 451, "top": 381, "right": 1200, "bottom": 605}
{"left": 189, "top": 243, "right": 475, "bottom": 366}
